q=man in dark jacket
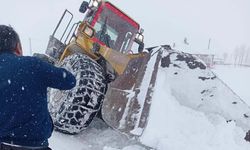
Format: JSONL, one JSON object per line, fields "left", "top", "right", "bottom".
{"left": 0, "top": 25, "right": 76, "bottom": 149}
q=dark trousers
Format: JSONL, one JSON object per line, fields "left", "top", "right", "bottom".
{"left": 0, "top": 143, "right": 52, "bottom": 150}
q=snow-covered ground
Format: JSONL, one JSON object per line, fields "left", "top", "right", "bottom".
{"left": 49, "top": 52, "right": 250, "bottom": 150}
{"left": 213, "top": 65, "right": 250, "bottom": 106}
{"left": 49, "top": 118, "right": 147, "bottom": 150}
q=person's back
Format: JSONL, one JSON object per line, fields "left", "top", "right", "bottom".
{"left": 0, "top": 25, "right": 76, "bottom": 149}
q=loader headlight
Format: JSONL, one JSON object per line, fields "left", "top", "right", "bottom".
{"left": 90, "top": 0, "right": 101, "bottom": 8}
{"left": 82, "top": 25, "right": 95, "bottom": 38}
{"left": 92, "top": 1, "right": 99, "bottom": 7}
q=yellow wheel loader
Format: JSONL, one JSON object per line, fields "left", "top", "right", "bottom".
{"left": 41, "top": 0, "right": 164, "bottom": 136}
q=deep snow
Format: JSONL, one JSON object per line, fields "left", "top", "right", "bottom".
{"left": 49, "top": 50, "right": 250, "bottom": 150}
{"left": 140, "top": 50, "right": 250, "bottom": 150}
{"left": 213, "top": 65, "right": 250, "bottom": 106}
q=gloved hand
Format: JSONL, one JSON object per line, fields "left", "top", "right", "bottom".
{"left": 104, "top": 73, "right": 116, "bottom": 84}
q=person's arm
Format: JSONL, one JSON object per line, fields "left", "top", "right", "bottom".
{"left": 35, "top": 58, "right": 76, "bottom": 90}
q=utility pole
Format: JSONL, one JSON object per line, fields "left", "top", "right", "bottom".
{"left": 29, "top": 38, "right": 32, "bottom": 56}
{"left": 208, "top": 38, "right": 211, "bottom": 50}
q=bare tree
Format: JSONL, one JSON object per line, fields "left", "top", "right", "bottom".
{"left": 245, "top": 47, "right": 250, "bottom": 65}
{"left": 234, "top": 47, "right": 240, "bottom": 66}
{"left": 223, "top": 52, "right": 228, "bottom": 63}
{"left": 239, "top": 45, "right": 246, "bottom": 65}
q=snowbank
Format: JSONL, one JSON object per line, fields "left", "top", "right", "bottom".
{"left": 140, "top": 49, "right": 250, "bottom": 149}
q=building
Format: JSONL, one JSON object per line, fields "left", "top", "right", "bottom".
{"left": 193, "top": 53, "right": 215, "bottom": 68}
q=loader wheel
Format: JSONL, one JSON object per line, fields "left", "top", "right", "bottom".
{"left": 48, "top": 53, "right": 107, "bottom": 134}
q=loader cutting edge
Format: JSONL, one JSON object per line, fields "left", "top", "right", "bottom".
{"left": 102, "top": 48, "right": 163, "bottom": 136}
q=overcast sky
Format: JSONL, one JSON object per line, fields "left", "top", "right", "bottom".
{"left": 0, "top": 0, "right": 249, "bottom": 55}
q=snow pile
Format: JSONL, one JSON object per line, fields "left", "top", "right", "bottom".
{"left": 140, "top": 49, "right": 250, "bottom": 149}
{"left": 159, "top": 50, "right": 250, "bottom": 130}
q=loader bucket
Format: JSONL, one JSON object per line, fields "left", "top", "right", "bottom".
{"left": 102, "top": 49, "right": 163, "bottom": 136}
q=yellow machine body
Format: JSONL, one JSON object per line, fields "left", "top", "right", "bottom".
{"left": 59, "top": 22, "right": 146, "bottom": 75}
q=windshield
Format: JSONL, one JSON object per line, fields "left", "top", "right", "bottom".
{"left": 92, "top": 3, "right": 139, "bottom": 53}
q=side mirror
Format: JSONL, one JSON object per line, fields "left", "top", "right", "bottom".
{"left": 134, "top": 28, "right": 144, "bottom": 43}
{"left": 135, "top": 34, "right": 144, "bottom": 43}
{"left": 79, "top": 1, "right": 89, "bottom": 13}
{"left": 134, "top": 30, "right": 145, "bottom": 53}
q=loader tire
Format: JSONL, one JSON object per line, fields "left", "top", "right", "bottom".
{"left": 48, "top": 53, "right": 107, "bottom": 134}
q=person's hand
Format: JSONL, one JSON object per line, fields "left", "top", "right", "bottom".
{"left": 104, "top": 73, "right": 116, "bottom": 83}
